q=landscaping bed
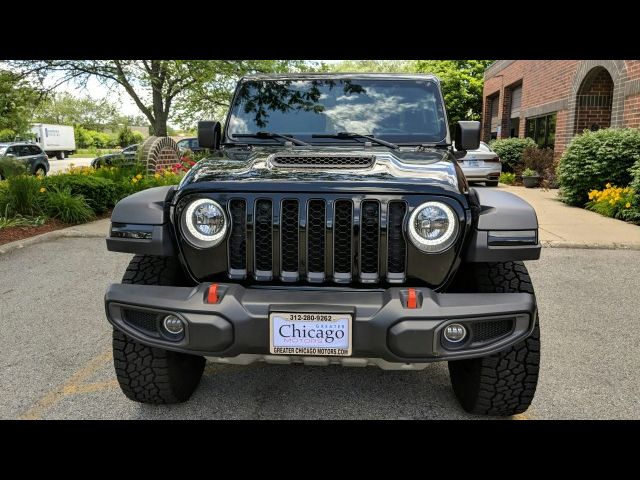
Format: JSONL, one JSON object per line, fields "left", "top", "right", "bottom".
{"left": 0, "top": 155, "right": 198, "bottom": 247}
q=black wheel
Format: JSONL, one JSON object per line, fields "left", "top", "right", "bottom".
{"left": 56, "top": 151, "right": 65, "bottom": 160}
{"left": 447, "top": 262, "right": 540, "bottom": 416}
{"left": 485, "top": 180, "right": 499, "bottom": 187}
{"left": 112, "top": 255, "right": 205, "bottom": 404}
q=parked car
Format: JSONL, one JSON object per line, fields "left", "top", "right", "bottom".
{"left": 0, "top": 142, "right": 49, "bottom": 179}
{"left": 104, "top": 73, "right": 541, "bottom": 416}
{"left": 176, "top": 137, "right": 206, "bottom": 155}
{"left": 91, "top": 144, "right": 139, "bottom": 169}
{"left": 455, "top": 141, "right": 502, "bottom": 186}
{"left": 30, "top": 123, "right": 76, "bottom": 159}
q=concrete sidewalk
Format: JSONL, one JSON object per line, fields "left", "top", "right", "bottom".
{"left": 499, "top": 185, "right": 640, "bottom": 249}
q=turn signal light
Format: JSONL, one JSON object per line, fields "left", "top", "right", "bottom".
{"left": 407, "top": 288, "right": 418, "bottom": 309}
{"left": 207, "top": 284, "right": 219, "bottom": 304}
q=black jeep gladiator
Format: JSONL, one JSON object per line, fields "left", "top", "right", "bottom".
{"left": 105, "top": 73, "right": 541, "bottom": 416}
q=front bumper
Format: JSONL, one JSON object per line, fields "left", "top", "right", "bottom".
{"left": 460, "top": 164, "right": 502, "bottom": 181}
{"left": 105, "top": 283, "right": 537, "bottom": 364}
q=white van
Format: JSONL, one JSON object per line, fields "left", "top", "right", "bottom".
{"left": 30, "top": 124, "right": 76, "bottom": 159}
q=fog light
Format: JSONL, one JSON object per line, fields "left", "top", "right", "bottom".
{"left": 444, "top": 323, "right": 466, "bottom": 343}
{"left": 163, "top": 315, "right": 184, "bottom": 335}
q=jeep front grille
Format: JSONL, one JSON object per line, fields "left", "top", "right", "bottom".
{"left": 226, "top": 196, "right": 408, "bottom": 284}
{"left": 271, "top": 153, "right": 374, "bottom": 169}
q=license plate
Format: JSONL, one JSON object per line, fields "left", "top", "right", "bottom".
{"left": 269, "top": 312, "right": 352, "bottom": 356}
{"left": 466, "top": 160, "right": 485, "bottom": 168}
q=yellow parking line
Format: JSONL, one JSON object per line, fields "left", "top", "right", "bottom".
{"left": 511, "top": 412, "right": 533, "bottom": 420}
{"left": 62, "top": 379, "right": 119, "bottom": 396}
{"left": 20, "top": 350, "right": 113, "bottom": 420}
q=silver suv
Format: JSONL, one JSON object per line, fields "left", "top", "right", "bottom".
{"left": 0, "top": 142, "right": 50, "bottom": 179}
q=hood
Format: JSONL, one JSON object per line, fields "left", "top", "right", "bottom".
{"left": 177, "top": 146, "right": 467, "bottom": 195}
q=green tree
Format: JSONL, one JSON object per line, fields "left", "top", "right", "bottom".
{"left": 33, "top": 92, "right": 121, "bottom": 131}
{"left": 0, "top": 69, "right": 41, "bottom": 139}
{"left": 411, "top": 60, "right": 493, "bottom": 129}
{"left": 12, "top": 60, "right": 315, "bottom": 136}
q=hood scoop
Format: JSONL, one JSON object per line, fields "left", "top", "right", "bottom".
{"left": 270, "top": 152, "right": 375, "bottom": 169}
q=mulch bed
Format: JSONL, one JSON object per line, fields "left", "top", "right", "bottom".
{"left": 0, "top": 210, "right": 112, "bottom": 247}
{"left": 0, "top": 219, "right": 69, "bottom": 246}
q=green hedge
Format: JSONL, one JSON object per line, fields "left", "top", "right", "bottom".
{"left": 43, "top": 175, "right": 118, "bottom": 214}
{"left": 557, "top": 128, "right": 640, "bottom": 206}
{"left": 490, "top": 137, "right": 538, "bottom": 172}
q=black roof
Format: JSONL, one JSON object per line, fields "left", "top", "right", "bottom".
{"left": 239, "top": 72, "right": 441, "bottom": 83}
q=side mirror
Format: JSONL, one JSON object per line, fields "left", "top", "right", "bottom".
{"left": 198, "top": 120, "right": 222, "bottom": 150}
{"left": 454, "top": 121, "right": 481, "bottom": 152}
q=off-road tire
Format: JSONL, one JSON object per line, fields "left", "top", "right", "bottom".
{"left": 485, "top": 180, "right": 499, "bottom": 187}
{"left": 112, "top": 255, "right": 205, "bottom": 404}
{"left": 56, "top": 151, "right": 65, "bottom": 160}
{"left": 447, "top": 261, "right": 540, "bottom": 416}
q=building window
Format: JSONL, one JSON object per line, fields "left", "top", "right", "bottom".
{"left": 489, "top": 94, "right": 500, "bottom": 138}
{"left": 526, "top": 112, "right": 556, "bottom": 149}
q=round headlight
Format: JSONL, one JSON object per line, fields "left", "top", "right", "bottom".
{"left": 182, "top": 199, "right": 227, "bottom": 248}
{"left": 408, "top": 201, "right": 459, "bottom": 253}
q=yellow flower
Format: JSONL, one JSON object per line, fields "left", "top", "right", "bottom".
{"left": 39, "top": 187, "right": 46, "bottom": 193}
{"left": 606, "top": 182, "right": 611, "bottom": 188}
{"left": 154, "top": 173, "right": 161, "bottom": 179}
{"left": 136, "top": 173, "right": 143, "bottom": 179}
{"left": 132, "top": 178, "right": 138, "bottom": 184}
{"left": 626, "top": 202, "right": 632, "bottom": 208}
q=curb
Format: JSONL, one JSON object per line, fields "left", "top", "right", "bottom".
{"left": 0, "top": 220, "right": 108, "bottom": 256}
{"left": 540, "top": 241, "right": 640, "bottom": 251}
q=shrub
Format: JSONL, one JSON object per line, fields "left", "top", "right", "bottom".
{"left": 44, "top": 187, "right": 94, "bottom": 224}
{"left": 557, "top": 128, "right": 640, "bottom": 206}
{"left": 0, "top": 207, "right": 46, "bottom": 229}
{"left": 585, "top": 184, "right": 638, "bottom": 222}
{"left": 0, "top": 175, "right": 43, "bottom": 216}
{"left": 0, "top": 157, "right": 28, "bottom": 179}
{"left": 490, "top": 137, "right": 538, "bottom": 172}
{"left": 117, "top": 126, "right": 144, "bottom": 147}
{"left": 522, "top": 147, "right": 557, "bottom": 187}
{"left": 43, "top": 174, "right": 118, "bottom": 214}
{"left": 630, "top": 157, "right": 640, "bottom": 194}
{"left": 499, "top": 172, "right": 516, "bottom": 185}
{"left": 522, "top": 168, "right": 538, "bottom": 177}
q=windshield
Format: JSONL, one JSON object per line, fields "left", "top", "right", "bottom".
{"left": 227, "top": 78, "right": 448, "bottom": 145}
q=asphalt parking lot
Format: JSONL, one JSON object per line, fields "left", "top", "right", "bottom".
{"left": 1, "top": 237, "right": 639, "bottom": 419}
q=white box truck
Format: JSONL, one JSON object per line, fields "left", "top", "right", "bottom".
{"left": 30, "top": 124, "right": 76, "bottom": 159}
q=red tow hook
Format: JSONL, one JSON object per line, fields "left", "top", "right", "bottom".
{"left": 407, "top": 288, "right": 418, "bottom": 309}
{"left": 207, "top": 284, "right": 220, "bottom": 304}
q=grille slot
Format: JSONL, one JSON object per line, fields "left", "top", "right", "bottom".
{"left": 472, "top": 319, "right": 514, "bottom": 343}
{"left": 254, "top": 200, "right": 273, "bottom": 273}
{"left": 307, "top": 200, "right": 326, "bottom": 276}
{"left": 272, "top": 154, "right": 374, "bottom": 168}
{"left": 387, "top": 202, "right": 407, "bottom": 275}
{"left": 122, "top": 309, "right": 159, "bottom": 335}
{"left": 334, "top": 201, "right": 353, "bottom": 276}
{"left": 281, "top": 200, "right": 299, "bottom": 273}
{"left": 360, "top": 201, "right": 380, "bottom": 276}
{"left": 229, "top": 199, "right": 247, "bottom": 271}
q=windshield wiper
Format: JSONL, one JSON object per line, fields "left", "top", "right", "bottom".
{"left": 232, "top": 132, "right": 310, "bottom": 146}
{"left": 311, "top": 132, "right": 399, "bottom": 150}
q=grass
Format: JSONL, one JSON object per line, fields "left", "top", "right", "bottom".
{"left": 0, "top": 208, "right": 46, "bottom": 229}
{"left": 69, "top": 148, "right": 121, "bottom": 158}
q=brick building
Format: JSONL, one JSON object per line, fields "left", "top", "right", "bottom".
{"left": 482, "top": 60, "right": 640, "bottom": 158}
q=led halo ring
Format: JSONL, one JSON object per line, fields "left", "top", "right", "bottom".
{"left": 408, "top": 201, "right": 459, "bottom": 253}
{"left": 182, "top": 198, "right": 228, "bottom": 248}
